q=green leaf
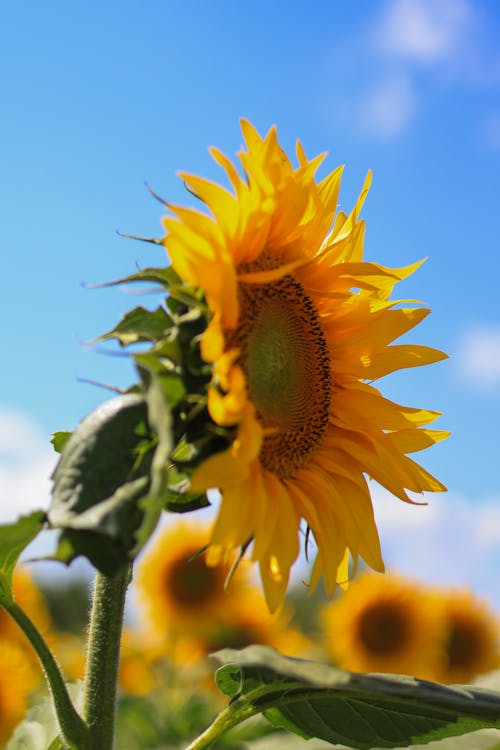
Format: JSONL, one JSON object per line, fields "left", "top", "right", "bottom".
{"left": 51, "top": 431, "right": 72, "bottom": 454}
{"left": 0, "top": 513, "right": 46, "bottom": 601}
{"left": 90, "top": 265, "right": 181, "bottom": 289}
{"left": 210, "top": 646, "right": 500, "bottom": 750}
{"left": 94, "top": 305, "right": 172, "bottom": 346}
{"left": 48, "top": 395, "right": 154, "bottom": 575}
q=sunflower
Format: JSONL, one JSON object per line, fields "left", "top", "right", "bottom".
{"left": 429, "top": 589, "right": 500, "bottom": 684}
{"left": 177, "top": 589, "right": 310, "bottom": 662}
{"left": 135, "top": 521, "right": 250, "bottom": 637}
{"left": 320, "top": 572, "right": 442, "bottom": 676}
{"left": 0, "top": 641, "right": 39, "bottom": 743}
{"left": 162, "top": 120, "right": 448, "bottom": 611}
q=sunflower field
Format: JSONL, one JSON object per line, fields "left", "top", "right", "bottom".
{"left": 2, "top": 122, "right": 500, "bottom": 750}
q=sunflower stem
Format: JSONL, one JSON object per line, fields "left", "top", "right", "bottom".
{"left": 1, "top": 598, "right": 88, "bottom": 749}
{"left": 184, "top": 702, "right": 257, "bottom": 750}
{"left": 82, "top": 565, "right": 131, "bottom": 750}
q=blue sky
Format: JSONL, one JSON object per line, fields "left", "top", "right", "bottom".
{"left": 1, "top": 0, "right": 500, "bottom": 604}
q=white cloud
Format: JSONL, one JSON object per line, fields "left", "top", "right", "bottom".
{"left": 339, "top": 0, "right": 500, "bottom": 138}
{"left": 359, "top": 73, "right": 418, "bottom": 137}
{"left": 372, "top": 485, "right": 500, "bottom": 606}
{"left": 0, "top": 409, "right": 55, "bottom": 523}
{"left": 457, "top": 324, "right": 500, "bottom": 386}
{"left": 374, "top": 0, "right": 473, "bottom": 64}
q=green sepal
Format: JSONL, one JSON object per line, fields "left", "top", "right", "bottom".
{"left": 212, "top": 646, "right": 500, "bottom": 750}
{"left": 94, "top": 305, "right": 173, "bottom": 346}
{"left": 48, "top": 394, "right": 156, "bottom": 575}
{"left": 0, "top": 512, "right": 46, "bottom": 602}
{"left": 91, "top": 265, "right": 181, "bottom": 289}
{"left": 51, "top": 431, "right": 72, "bottom": 454}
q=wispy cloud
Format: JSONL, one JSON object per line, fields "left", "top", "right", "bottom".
{"left": 335, "top": 0, "right": 500, "bottom": 138}
{"left": 372, "top": 485, "right": 500, "bottom": 606}
{"left": 359, "top": 73, "right": 418, "bottom": 137}
{"left": 373, "top": 0, "right": 473, "bottom": 65}
{"left": 457, "top": 324, "right": 500, "bottom": 386}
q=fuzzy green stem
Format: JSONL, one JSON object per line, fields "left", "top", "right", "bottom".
{"left": 184, "top": 702, "right": 257, "bottom": 750}
{"left": 2, "top": 599, "right": 88, "bottom": 749}
{"left": 82, "top": 565, "right": 131, "bottom": 750}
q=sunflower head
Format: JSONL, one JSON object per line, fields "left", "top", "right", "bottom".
{"left": 159, "top": 120, "right": 448, "bottom": 611}
{"left": 135, "top": 521, "right": 252, "bottom": 636}
{"left": 320, "top": 572, "right": 443, "bottom": 676}
{"left": 430, "top": 589, "right": 500, "bottom": 684}
{"left": 99, "top": 120, "right": 447, "bottom": 612}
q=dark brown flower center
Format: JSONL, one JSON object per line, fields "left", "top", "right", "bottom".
{"left": 358, "top": 602, "right": 409, "bottom": 655}
{"left": 230, "top": 262, "right": 332, "bottom": 478}
{"left": 446, "top": 619, "right": 483, "bottom": 670}
{"left": 167, "top": 554, "right": 222, "bottom": 608}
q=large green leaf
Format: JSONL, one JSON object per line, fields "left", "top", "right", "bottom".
{"left": 211, "top": 646, "right": 500, "bottom": 750}
{"left": 48, "top": 394, "right": 155, "bottom": 574}
{"left": 0, "top": 512, "right": 46, "bottom": 601}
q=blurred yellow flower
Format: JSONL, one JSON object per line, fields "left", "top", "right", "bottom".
{"left": 136, "top": 522, "right": 247, "bottom": 637}
{"left": 429, "top": 589, "right": 500, "bottom": 684}
{"left": 174, "top": 590, "right": 310, "bottom": 663}
{"left": 321, "top": 572, "right": 442, "bottom": 676}
{"left": 163, "top": 120, "right": 448, "bottom": 611}
{"left": 0, "top": 641, "right": 39, "bottom": 743}
{"left": 136, "top": 521, "right": 311, "bottom": 668}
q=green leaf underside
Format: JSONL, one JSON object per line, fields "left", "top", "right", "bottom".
{"left": 48, "top": 395, "right": 154, "bottom": 574}
{"left": 0, "top": 513, "right": 46, "bottom": 600}
{"left": 212, "top": 646, "right": 500, "bottom": 750}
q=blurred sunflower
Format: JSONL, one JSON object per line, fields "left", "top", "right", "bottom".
{"left": 0, "top": 641, "right": 39, "bottom": 743}
{"left": 163, "top": 120, "right": 448, "bottom": 611}
{"left": 430, "top": 589, "right": 500, "bottom": 684}
{"left": 175, "top": 590, "right": 310, "bottom": 664}
{"left": 136, "top": 522, "right": 248, "bottom": 636}
{"left": 136, "top": 521, "right": 310, "bottom": 668}
{"left": 321, "top": 572, "right": 442, "bottom": 676}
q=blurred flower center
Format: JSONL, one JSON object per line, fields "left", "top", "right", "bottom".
{"left": 232, "top": 265, "right": 332, "bottom": 478}
{"left": 446, "top": 620, "right": 482, "bottom": 670}
{"left": 166, "top": 554, "right": 221, "bottom": 607}
{"left": 358, "top": 603, "right": 409, "bottom": 655}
